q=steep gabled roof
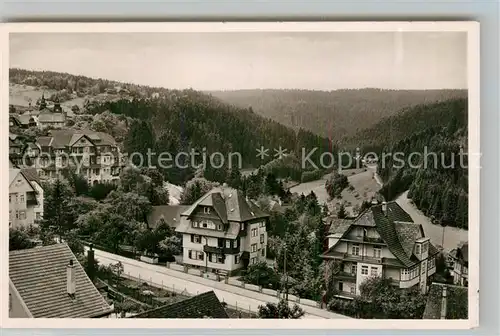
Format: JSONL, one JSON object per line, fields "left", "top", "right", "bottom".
{"left": 323, "top": 202, "right": 438, "bottom": 267}
{"left": 9, "top": 244, "right": 113, "bottom": 318}
{"left": 423, "top": 283, "right": 468, "bottom": 319}
{"left": 394, "top": 221, "right": 424, "bottom": 257}
{"left": 129, "top": 291, "right": 228, "bottom": 319}
{"left": 147, "top": 205, "right": 190, "bottom": 229}
{"left": 327, "top": 217, "right": 355, "bottom": 236}
{"left": 38, "top": 112, "right": 65, "bottom": 123}
{"left": 181, "top": 187, "right": 269, "bottom": 224}
{"left": 456, "top": 242, "right": 469, "bottom": 266}
{"left": 21, "top": 168, "right": 42, "bottom": 186}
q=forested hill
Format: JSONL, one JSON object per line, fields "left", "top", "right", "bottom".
{"left": 345, "top": 98, "right": 468, "bottom": 153}
{"left": 373, "top": 98, "right": 468, "bottom": 229}
{"left": 208, "top": 89, "right": 468, "bottom": 141}
{"left": 83, "top": 92, "right": 332, "bottom": 186}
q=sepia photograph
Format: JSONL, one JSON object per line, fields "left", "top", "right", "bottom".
{"left": 2, "top": 22, "right": 479, "bottom": 329}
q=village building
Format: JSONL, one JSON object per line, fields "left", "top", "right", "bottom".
{"left": 37, "top": 95, "right": 67, "bottom": 129}
{"left": 9, "top": 243, "right": 113, "bottom": 318}
{"left": 322, "top": 201, "right": 439, "bottom": 297}
{"left": 20, "top": 168, "right": 44, "bottom": 223}
{"left": 175, "top": 186, "right": 269, "bottom": 276}
{"left": 449, "top": 242, "right": 468, "bottom": 287}
{"left": 422, "top": 283, "right": 468, "bottom": 319}
{"left": 9, "top": 168, "right": 41, "bottom": 228}
{"left": 129, "top": 291, "right": 229, "bottom": 319}
{"left": 33, "top": 129, "right": 127, "bottom": 185}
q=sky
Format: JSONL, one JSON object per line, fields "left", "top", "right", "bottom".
{"left": 9, "top": 32, "right": 467, "bottom": 91}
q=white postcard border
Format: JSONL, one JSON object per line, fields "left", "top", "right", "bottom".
{"left": 0, "top": 21, "right": 480, "bottom": 330}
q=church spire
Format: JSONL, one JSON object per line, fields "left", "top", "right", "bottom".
{"left": 39, "top": 92, "right": 47, "bottom": 110}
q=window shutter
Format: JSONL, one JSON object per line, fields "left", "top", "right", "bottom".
{"left": 191, "top": 235, "right": 194, "bottom": 243}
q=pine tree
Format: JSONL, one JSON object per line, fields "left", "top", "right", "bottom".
{"left": 337, "top": 204, "right": 347, "bottom": 219}
{"left": 42, "top": 179, "right": 75, "bottom": 237}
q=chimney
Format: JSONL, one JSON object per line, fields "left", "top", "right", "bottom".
{"left": 67, "top": 259, "right": 76, "bottom": 298}
{"left": 440, "top": 286, "right": 448, "bottom": 319}
{"left": 87, "top": 244, "right": 95, "bottom": 281}
{"left": 381, "top": 201, "right": 387, "bottom": 215}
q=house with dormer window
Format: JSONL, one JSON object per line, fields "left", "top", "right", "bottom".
{"left": 322, "top": 201, "right": 439, "bottom": 297}
{"left": 175, "top": 185, "right": 269, "bottom": 276}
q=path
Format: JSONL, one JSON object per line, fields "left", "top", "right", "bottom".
{"left": 87, "top": 247, "right": 350, "bottom": 319}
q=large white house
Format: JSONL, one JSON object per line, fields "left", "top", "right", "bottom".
{"left": 175, "top": 186, "right": 269, "bottom": 276}
{"left": 322, "top": 201, "right": 439, "bottom": 296}
{"left": 9, "top": 168, "right": 41, "bottom": 228}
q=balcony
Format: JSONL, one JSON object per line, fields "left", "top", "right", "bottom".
{"left": 332, "top": 271, "right": 356, "bottom": 281}
{"left": 203, "top": 245, "right": 240, "bottom": 255}
{"left": 326, "top": 251, "right": 403, "bottom": 267}
{"left": 342, "top": 235, "right": 385, "bottom": 244}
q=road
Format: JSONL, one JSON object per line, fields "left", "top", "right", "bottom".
{"left": 367, "top": 165, "right": 468, "bottom": 251}
{"left": 87, "top": 247, "right": 350, "bottom": 319}
{"left": 395, "top": 191, "right": 468, "bottom": 252}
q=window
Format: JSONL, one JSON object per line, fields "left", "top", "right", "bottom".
{"left": 235, "top": 255, "right": 240, "bottom": 264}
{"left": 250, "top": 257, "right": 257, "bottom": 265}
{"left": 356, "top": 227, "right": 363, "bottom": 237}
{"left": 373, "top": 246, "right": 382, "bottom": 258}
{"left": 351, "top": 265, "right": 357, "bottom": 275}
{"left": 36, "top": 212, "right": 41, "bottom": 220}
{"left": 192, "top": 221, "right": 199, "bottom": 228}
{"left": 251, "top": 244, "right": 257, "bottom": 252}
{"left": 361, "top": 266, "right": 368, "bottom": 275}
{"left": 19, "top": 211, "right": 26, "bottom": 220}
{"left": 370, "top": 267, "right": 378, "bottom": 277}
{"left": 191, "top": 235, "right": 202, "bottom": 244}
{"left": 9, "top": 194, "right": 11, "bottom": 203}
{"left": 241, "top": 223, "right": 245, "bottom": 231}
{"left": 226, "top": 240, "right": 231, "bottom": 248}
{"left": 20, "top": 194, "right": 25, "bottom": 203}
{"left": 261, "top": 248, "right": 265, "bottom": 257}
{"left": 204, "top": 207, "right": 211, "bottom": 214}
{"left": 421, "top": 261, "right": 426, "bottom": 274}
{"left": 188, "top": 250, "right": 204, "bottom": 261}
{"left": 351, "top": 244, "right": 360, "bottom": 256}
{"left": 15, "top": 211, "right": 19, "bottom": 219}
{"left": 251, "top": 228, "right": 258, "bottom": 237}
{"left": 233, "top": 240, "right": 238, "bottom": 248}
{"left": 218, "top": 238, "right": 224, "bottom": 248}
{"left": 260, "top": 234, "right": 265, "bottom": 244}
{"left": 201, "top": 220, "right": 216, "bottom": 230}
{"left": 217, "top": 224, "right": 223, "bottom": 230}
{"left": 422, "top": 242, "right": 428, "bottom": 253}
{"left": 338, "top": 281, "right": 343, "bottom": 291}
{"left": 217, "top": 255, "right": 225, "bottom": 264}
{"left": 259, "top": 222, "right": 265, "bottom": 228}
{"left": 350, "top": 287, "right": 356, "bottom": 294}
{"left": 415, "top": 244, "right": 421, "bottom": 254}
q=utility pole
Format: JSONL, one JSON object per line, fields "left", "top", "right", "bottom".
{"left": 283, "top": 243, "right": 288, "bottom": 301}
{"left": 204, "top": 237, "right": 208, "bottom": 273}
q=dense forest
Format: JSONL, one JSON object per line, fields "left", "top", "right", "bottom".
{"left": 209, "top": 89, "right": 468, "bottom": 142}
{"left": 90, "top": 95, "right": 333, "bottom": 184}
{"left": 374, "top": 98, "right": 468, "bottom": 229}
